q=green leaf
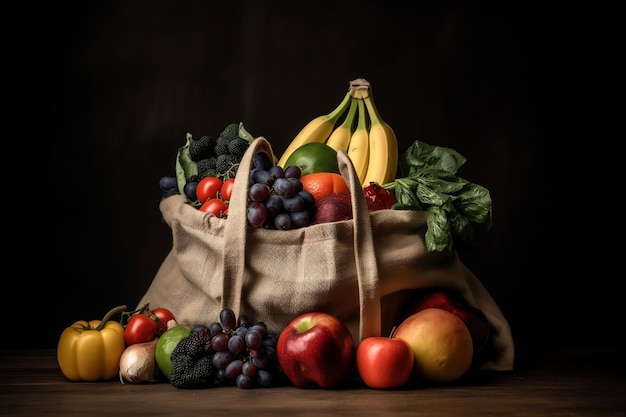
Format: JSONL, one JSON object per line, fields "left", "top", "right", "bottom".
{"left": 414, "top": 180, "right": 448, "bottom": 206}
{"left": 425, "top": 206, "right": 454, "bottom": 252}
{"left": 384, "top": 178, "right": 421, "bottom": 207}
{"left": 454, "top": 181, "right": 493, "bottom": 226}
{"left": 448, "top": 206, "right": 475, "bottom": 247}
{"left": 416, "top": 170, "right": 467, "bottom": 194}
{"left": 399, "top": 140, "right": 467, "bottom": 177}
{"left": 175, "top": 133, "right": 198, "bottom": 195}
{"left": 238, "top": 122, "right": 255, "bottom": 142}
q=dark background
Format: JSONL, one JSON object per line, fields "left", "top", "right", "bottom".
{"left": 1, "top": 1, "right": 623, "bottom": 359}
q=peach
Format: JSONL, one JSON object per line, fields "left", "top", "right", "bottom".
{"left": 394, "top": 308, "right": 473, "bottom": 382}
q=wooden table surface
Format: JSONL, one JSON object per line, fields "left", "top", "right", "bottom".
{"left": 1, "top": 348, "right": 624, "bottom": 417}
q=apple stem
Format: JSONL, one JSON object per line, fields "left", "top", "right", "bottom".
{"left": 389, "top": 326, "right": 398, "bottom": 339}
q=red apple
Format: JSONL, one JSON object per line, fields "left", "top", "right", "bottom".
{"left": 356, "top": 334, "right": 414, "bottom": 389}
{"left": 277, "top": 312, "right": 355, "bottom": 388}
{"left": 403, "top": 288, "right": 491, "bottom": 354}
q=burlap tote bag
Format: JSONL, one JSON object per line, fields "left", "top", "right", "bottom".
{"left": 138, "top": 137, "right": 514, "bottom": 372}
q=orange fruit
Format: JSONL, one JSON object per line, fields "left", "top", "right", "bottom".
{"left": 300, "top": 172, "right": 350, "bottom": 202}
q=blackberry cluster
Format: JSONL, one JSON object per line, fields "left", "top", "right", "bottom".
{"left": 169, "top": 328, "right": 216, "bottom": 388}
{"left": 159, "top": 122, "right": 254, "bottom": 203}
{"left": 189, "top": 123, "right": 251, "bottom": 181}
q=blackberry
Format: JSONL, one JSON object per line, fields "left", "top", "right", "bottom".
{"left": 219, "top": 123, "right": 240, "bottom": 141}
{"left": 228, "top": 137, "right": 250, "bottom": 158}
{"left": 216, "top": 154, "right": 239, "bottom": 180}
{"left": 197, "top": 156, "right": 217, "bottom": 177}
{"left": 169, "top": 329, "right": 217, "bottom": 389}
{"left": 202, "top": 168, "right": 217, "bottom": 178}
{"left": 170, "top": 353, "right": 215, "bottom": 389}
{"left": 189, "top": 135, "right": 216, "bottom": 162}
{"left": 214, "top": 137, "right": 230, "bottom": 156}
{"left": 188, "top": 328, "right": 212, "bottom": 356}
{"left": 171, "top": 331, "right": 206, "bottom": 359}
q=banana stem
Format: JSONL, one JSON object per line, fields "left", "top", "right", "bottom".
{"left": 348, "top": 78, "right": 386, "bottom": 126}
{"left": 364, "top": 95, "right": 384, "bottom": 126}
{"left": 349, "top": 78, "right": 371, "bottom": 99}
{"left": 326, "top": 91, "right": 353, "bottom": 123}
{"left": 356, "top": 98, "right": 367, "bottom": 130}
{"left": 340, "top": 97, "right": 358, "bottom": 130}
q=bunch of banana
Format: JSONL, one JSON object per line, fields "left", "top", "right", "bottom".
{"left": 277, "top": 78, "right": 398, "bottom": 186}
{"left": 276, "top": 89, "right": 352, "bottom": 169}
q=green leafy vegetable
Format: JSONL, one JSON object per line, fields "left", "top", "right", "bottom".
{"left": 176, "top": 133, "right": 198, "bottom": 195}
{"left": 383, "top": 140, "right": 492, "bottom": 252}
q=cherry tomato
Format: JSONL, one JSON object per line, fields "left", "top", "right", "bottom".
{"left": 152, "top": 307, "right": 176, "bottom": 334}
{"left": 199, "top": 198, "right": 228, "bottom": 217}
{"left": 220, "top": 178, "right": 235, "bottom": 202}
{"left": 124, "top": 313, "right": 158, "bottom": 345}
{"left": 196, "top": 176, "right": 223, "bottom": 204}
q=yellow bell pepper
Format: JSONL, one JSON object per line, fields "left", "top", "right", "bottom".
{"left": 57, "top": 305, "right": 127, "bottom": 381}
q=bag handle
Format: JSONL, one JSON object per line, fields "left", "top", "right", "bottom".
{"left": 221, "top": 138, "right": 273, "bottom": 316}
{"left": 336, "top": 149, "right": 382, "bottom": 340}
{"left": 222, "top": 137, "right": 381, "bottom": 341}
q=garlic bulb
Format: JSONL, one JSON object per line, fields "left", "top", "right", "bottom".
{"left": 119, "top": 338, "right": 160, "bottom": 384}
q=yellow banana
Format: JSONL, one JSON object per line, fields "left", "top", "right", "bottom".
{"left": 325, "top": 97, "right": 358, "bottom": 153}
{"left": 347, "top": 99, "right": 370, "bottom": 184}
{"left": 362, "top": 93, "right": 398, "bottom": 186}
{"left": 277, "top": 91, "right": 352, "bottom": 168}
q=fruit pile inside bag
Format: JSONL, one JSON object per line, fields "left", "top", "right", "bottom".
{"left": 57, "top": 78, "right": 498, "bottom": 389}
{"left": 162, "top": 78, "right": 491, "bottom": 251}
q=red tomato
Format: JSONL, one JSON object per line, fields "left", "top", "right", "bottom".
{"left": 199, "top": 198, "right": 228, "bottom": 217}
{"left": 356, "top": 336, "right": 414, "bottom": 389}
{"left": 124, "top": 313, "right": 158, "bottom": 345}
{"left": 152, "top": 307, "right": 176, "bottom": 334}
{"left": 220, "top": 178, "right": 235, "bottom": 202}
{"left": 196, "top": 176, "right": 223, "bottom": 203}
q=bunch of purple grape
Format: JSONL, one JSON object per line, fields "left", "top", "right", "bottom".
{"left": 170, "top": 308, "right": 285, "bottom": 389}
{"left": 247, "top": 152, "right": 315, "bottom": 230}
